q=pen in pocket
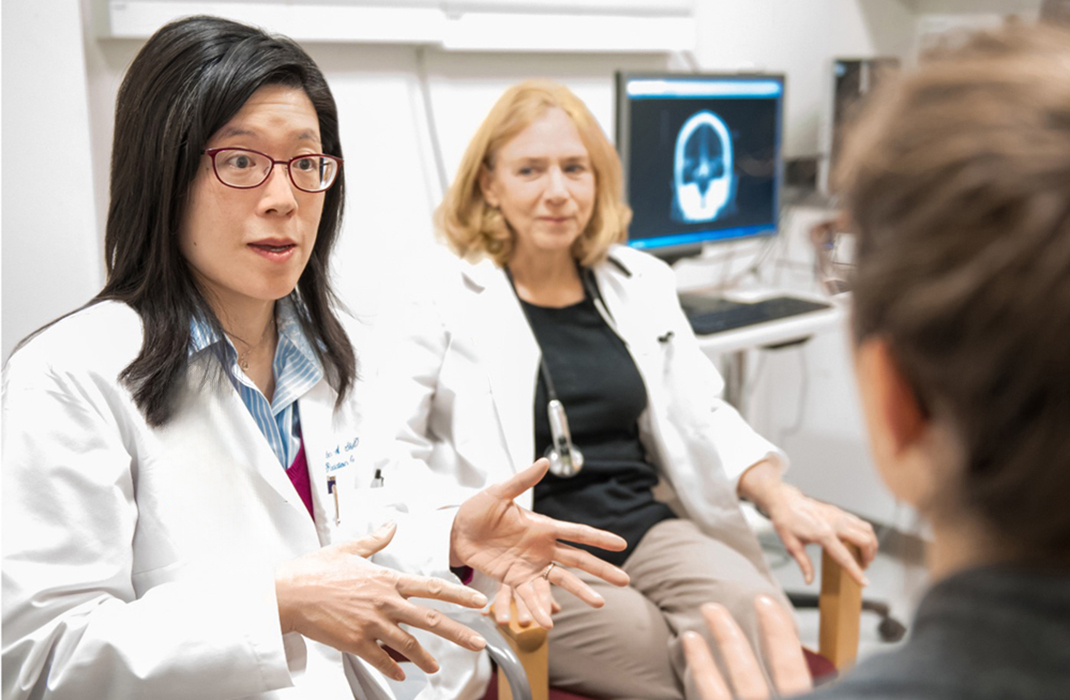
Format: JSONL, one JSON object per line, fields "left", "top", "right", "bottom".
{"left": 327, "top": 475, "right": 339, "bottom": 525}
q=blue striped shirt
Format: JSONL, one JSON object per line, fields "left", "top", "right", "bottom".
{"left": 189, "top": 298, "right": 324, "bottom": 469}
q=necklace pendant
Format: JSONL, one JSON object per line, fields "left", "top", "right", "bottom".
{"left": 239, "top": 356, "right": 250, "bottom": 371}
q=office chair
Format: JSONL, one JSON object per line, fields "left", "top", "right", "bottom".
{"left": 487, "top": 546, "right": 869, "bottom": 700}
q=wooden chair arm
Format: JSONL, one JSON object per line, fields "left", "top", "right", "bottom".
{"left": 497, "top": 603, "right": 549, "bottom": 700}
{"left": 495, "top": 544, "right": 864, "bottom": 699}
{"left": 498, "top": 609, "right": 550, "bottom": 653}
{"left": 818, "top": 542, "right": 863, "bottom": 670}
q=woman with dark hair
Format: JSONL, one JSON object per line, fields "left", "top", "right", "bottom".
{"left": 684, "top": 23, "right": 1070, "bottom": 700}
{"left": 1, "top": 16, "right": 629, "bottom": 700}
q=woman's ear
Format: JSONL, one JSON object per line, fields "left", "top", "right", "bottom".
{"left": 479, "top": 166, "right": 499, "bottom": 209}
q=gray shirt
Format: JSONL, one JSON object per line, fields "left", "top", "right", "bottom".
{"left": 810, "top": 566, "right": 1070, "bottom": 700}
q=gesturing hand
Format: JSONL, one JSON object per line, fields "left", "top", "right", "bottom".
{"left": 683, "top": 596, "right": 812, "bottom": 700}
{"left": 275, "top": 522, "right": 489, "bottom": 682}
{"left": 451, "top": 458, "right": 630, "bottom": 629}
{"left": 487, "top": 582, "right": 561, "bottom": 627}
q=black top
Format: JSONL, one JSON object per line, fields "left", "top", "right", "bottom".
{"left": 522, "top": 294, "right": 676, "bottom": 568}
{"left": 809, "top": 566, "right": 1070, "bottom": 700}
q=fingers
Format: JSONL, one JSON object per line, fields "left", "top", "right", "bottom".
{"left": 823, "top": 536, "right": 870, "bottom": 587}
{"left": 778, "top": 529, "right": 814, "bottom": 585}
{"left": 491, "top": 584, "right": 515, "bottom": 625}
{"left": 840, "top": 518, "right": 879, "bottom": 566}
{"left": 396, "top": 574, "right": 488, "bottom": 609}
{"left": 700, "top": 603, "right": 770, "bottom": 700}
{"left": 339, "top": 521, "right": 397, "bottom": 558}
{"left": 545, "top": 563, "right": 606, "bottom": 609}
{"left": 553, "top": 543, "right": 630, "bottom": 587}
{"left": 372, "top": 623, "right": 440, "bottom": 675}
{"left": 546, "top": 519, "right": 627, "bottom": 553}
{"left": 513, "top": 578, "right": 555, "bottom": 629}
{"left": 487, "top": 458, "right": 550, "bottom": 501}
{"left": 753, "top": 596, "right": 812, "bottom": 697}
{"left": 394, "top": 601, "right": 487, "bottom": 653}
{"left": 682, "top": 631, "right": 733, "bottom": 700}
{"left": 493, "top": 584, "right": 547, "bottom": 626}
{"left": 353, "top": 641, "right": 407, "bottom": 682}
{"left": 514, "top": 591, "right": 535, "bottom": 626}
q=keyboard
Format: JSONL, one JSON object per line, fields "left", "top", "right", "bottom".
{"left": 679, "top": 294, "right": 832, "bottom": 336}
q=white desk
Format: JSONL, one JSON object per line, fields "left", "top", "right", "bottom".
{"left": 695, "top": 302, "right": 846, "bottom": 357}
{"left": 692, "top": 297, "right": 848, "bottom": 409}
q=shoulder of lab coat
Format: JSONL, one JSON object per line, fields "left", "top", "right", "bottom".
{"left": 337, "top": 306, "right": 458, "bottom": 580}
{"left": 376, "top": 249, "right": 522, "bottom": 500}
{"left": 594, "top": 245, "right": 788, "bottom": 485}
{"left": 1, "top": 301, "right": 295, "bottom": 700}
{"left": 2, "top": 301, "right": 457, "bottom": 700}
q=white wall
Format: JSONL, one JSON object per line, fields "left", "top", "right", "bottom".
{"left": 696, "top": 0, "right": 917, "bottom": 158}
{"left": 2, "top": 0, "right": 104, "bottom": 360}
{"left": 4, "top": 0, "right": 918, "bottom": 358}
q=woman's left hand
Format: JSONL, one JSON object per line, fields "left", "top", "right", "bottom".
{"left": 450, "top": 458, "right": 630, "bottom": 629}
{"left": 738, "top": 459, "right": 878, "bottom": 587}
{"left": 765, "top": 483, "right": 878, "bottom": 586}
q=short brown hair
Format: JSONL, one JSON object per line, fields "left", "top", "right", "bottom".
{"left": 839, "top": 25, "right": 1070, "bottom": 561}
{"left": 436, "top": 80, "right": 632, "bottom": 267}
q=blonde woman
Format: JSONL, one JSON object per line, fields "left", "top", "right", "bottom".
{"left": 392, "top": 80, "right": 877, "bottom": 700}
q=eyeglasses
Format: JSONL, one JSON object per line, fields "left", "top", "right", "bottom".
{"left": 810, "top": 215, "right": 857, "bottom": 296}
{"left": 202, "top": 147, "right": 342, "bottom": 193}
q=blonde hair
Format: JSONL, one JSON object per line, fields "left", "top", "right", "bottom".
{"left": 437, "top": 80, "right": 632, "bottom": 267}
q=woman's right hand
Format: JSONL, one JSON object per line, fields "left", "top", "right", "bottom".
{"left": 274, "top": 522, "right": 489, "bottom": 682}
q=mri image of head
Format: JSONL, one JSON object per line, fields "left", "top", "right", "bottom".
{"left": 673, "top": 110, "right": 736, "bottom": 223}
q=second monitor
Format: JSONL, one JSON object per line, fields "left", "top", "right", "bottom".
{"left": 616, "top": 73, "right": 785, "bottom": 262}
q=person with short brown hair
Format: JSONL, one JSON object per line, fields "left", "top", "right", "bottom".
{"left": 685, "top": 23, "right": 1070, "bottom": 700}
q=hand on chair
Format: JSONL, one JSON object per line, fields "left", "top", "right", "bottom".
{"left": 764, "top": 484, "right": 877, "bottom": 586}
{"left": 683, "top": 596, "right": 813, "bottom": 700}
{"left": 738, "top": 459, "right": 878, "bottom": 586}
{"left": 450, "top": 458, "right": 630, "bottom": 629}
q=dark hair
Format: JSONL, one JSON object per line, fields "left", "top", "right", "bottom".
{"left": 838, "top": 25, "right": 1070, "bottom": 561}
{"left": 95, "top": 15, "right": 354, "bottom": 426}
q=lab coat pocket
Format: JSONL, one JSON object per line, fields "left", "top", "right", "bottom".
{"left": 333, "top": 470, "right": 411, "bottom": 542}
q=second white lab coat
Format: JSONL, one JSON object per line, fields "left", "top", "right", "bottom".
{"left": 387, "top": 244, "right": 785, "bottom": 700}
{"left": 2, "top": 301, "right": 454, "bottom": 700}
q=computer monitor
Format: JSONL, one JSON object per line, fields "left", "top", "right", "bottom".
{"left": 819, "top": 58, "right": 899, "bottom": 195}
{"left": 615, "top": 73, "right": 785, "bottom": 262}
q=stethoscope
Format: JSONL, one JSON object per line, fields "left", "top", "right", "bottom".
{"left": 505, "top": 265, "right": 609, "bottom": 479}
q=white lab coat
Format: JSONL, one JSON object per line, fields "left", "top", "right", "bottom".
{"left": 387, "top": 244, "right": 785, "bottom": 700}
{"left": 2, "top": 300, "right": 455, "bottom": 700}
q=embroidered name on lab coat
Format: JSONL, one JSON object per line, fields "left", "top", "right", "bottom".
{"left": 325, "top": 436, "right": 360, "bottom": 472}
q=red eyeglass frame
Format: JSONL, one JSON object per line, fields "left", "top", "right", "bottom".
{"left": 202, "top": 147, "right": 343, "bottom": 192}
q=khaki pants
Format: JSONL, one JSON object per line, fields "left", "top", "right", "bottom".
{"left": 547, "top": 518, "right": 791, "bottom": 700}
